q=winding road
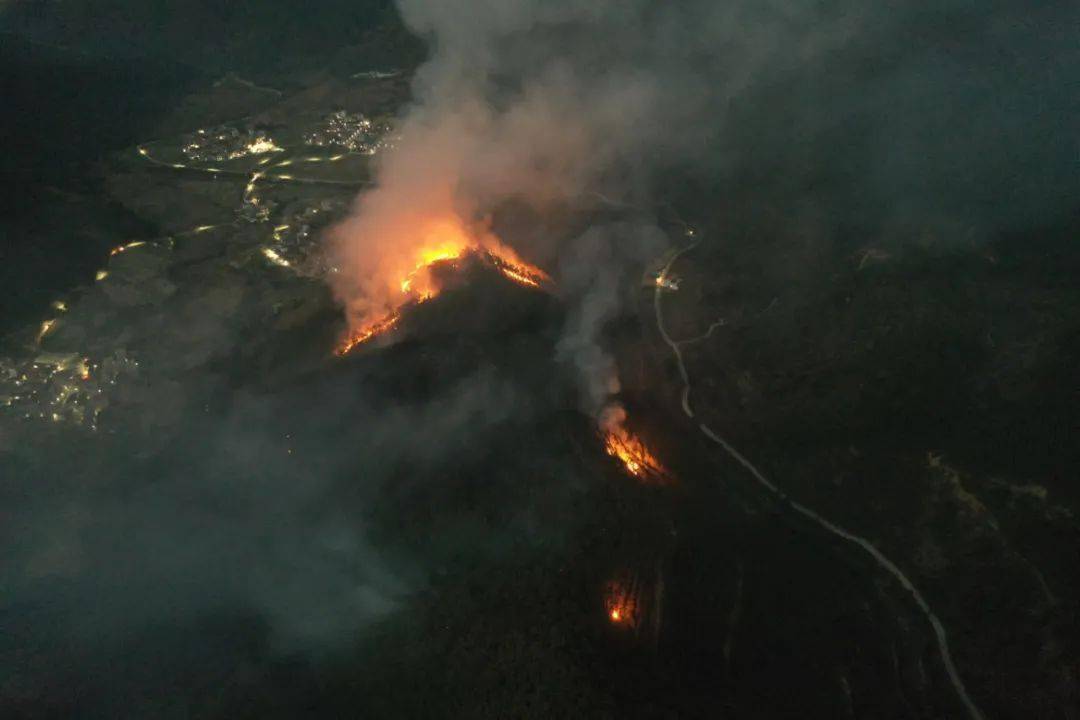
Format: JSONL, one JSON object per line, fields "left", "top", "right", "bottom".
{"left": 652, "top": 240, "right": 986, "bottom": 720}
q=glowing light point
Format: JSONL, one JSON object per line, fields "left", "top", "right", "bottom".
{"left": 245, "top": 138, "right": 282, "bottom": 155}
{"left": 655, "top": 273, "right": 680, "bottom": 291}
{"left": 37, "top": 319, "right": 56, "bottom": 344}
{"left": 261, "top": 247, "right": 292, "bottom": 268}
{"left": 109, "top": 240, "right": 147, "bottom": 256}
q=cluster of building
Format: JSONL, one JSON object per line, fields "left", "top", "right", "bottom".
{"left": 303, "top": 110, "right": 396, "bottom": 155}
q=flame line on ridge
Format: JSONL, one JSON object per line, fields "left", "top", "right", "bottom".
{"left": 333, "top": 246, "right": 550, "bottom": 357}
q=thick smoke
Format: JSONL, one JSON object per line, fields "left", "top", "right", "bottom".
{"left": 2, "top": 0, "right": 1077, "bottom": 714}
{"left": 1, "top": 248, "right": 578, "bottom": 713}
{"left": 329, "top": 0, "right": 1079, "bottom": 424}
{"left": 554, "top": 222, "right": 666, "bottom": 423}
{"left": 2, "top": 363, "right": 523, "bottom": 653}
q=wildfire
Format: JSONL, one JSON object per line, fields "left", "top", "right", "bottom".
{"left": 333, "top": 214, "right": 549, "bottom": 356}
{"left": 604, "top": 576, "right": 641, "bottom": 628}
{"left": 604, "top": 428, "right": 669, "bottom": 482}
{"left": 483, "top": 250, "right": 548, "bottom": 288}
{"left": 500, "top": 266, "right": 540, "bottom": 287}
{"left": 334, "top": 312, "right": 401, "bottom": 356}
{"left": 395, "top": 235, "right": 468, "bottom": 301}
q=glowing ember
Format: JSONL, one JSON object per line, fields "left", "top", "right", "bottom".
{"left": 605, "top": 576, "right": 640, "bottom": 628}
{"left": 604, "top": 428, "right": 669, "bottom": 482}
{"left": 334, "top": 312, "right": 401, "bottom": 356}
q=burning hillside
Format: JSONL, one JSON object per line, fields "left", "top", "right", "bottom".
{"left": 335, "top": 311, "right": 403, "bottom": 356}
{"left": 332, "top": 214, "right": 549, "bottom": 356}
{"left": 605, "top": 576, "right": 641, "bottom": 628}
{"left": 598, "top": 404, "right": 671, "bottom": 483}
{"left": 604, "top": 564, "right": 666, "bottom": 649}
{"left": 604, "top": 428, "right": 669, "bottom": 483}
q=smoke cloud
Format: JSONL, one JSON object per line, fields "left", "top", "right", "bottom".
{"left": 3, "top": 0, "right": 1077, "bottom": 714}
{"left": 554, "top": 221, "right": 666, "bottom": 421}
{"left": 328, "top": 0, "right": 1079, "bottom": 423}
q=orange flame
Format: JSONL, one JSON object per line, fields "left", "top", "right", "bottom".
{"left": 500, "top": 266, "right": 541, "bottom": 287}
{"left": 334, "top": 213, "right": 548, "bottom": 356}
{"left": 600, "top": 405, "right": 670, "bottom": 482}
{"left": 396, "top": 221, "right": 471, "bottom": 301}
{"left": 605, "top": 576, "right": 640, "bottom": 628}
{"left": 334, "top": 312, "right": 401, "bottom": 356}
{"left": 482, "top": 249, "right": 549, "bottom": 288}
{"left": 604, "top": 429, "right": 669, "bottom": 481}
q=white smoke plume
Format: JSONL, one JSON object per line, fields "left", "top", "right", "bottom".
{"left": 326, "top": 0, "right": 708, "bottom": 421}
{"left": 327, "top": 0, "right": 1080, "bottom": 419}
